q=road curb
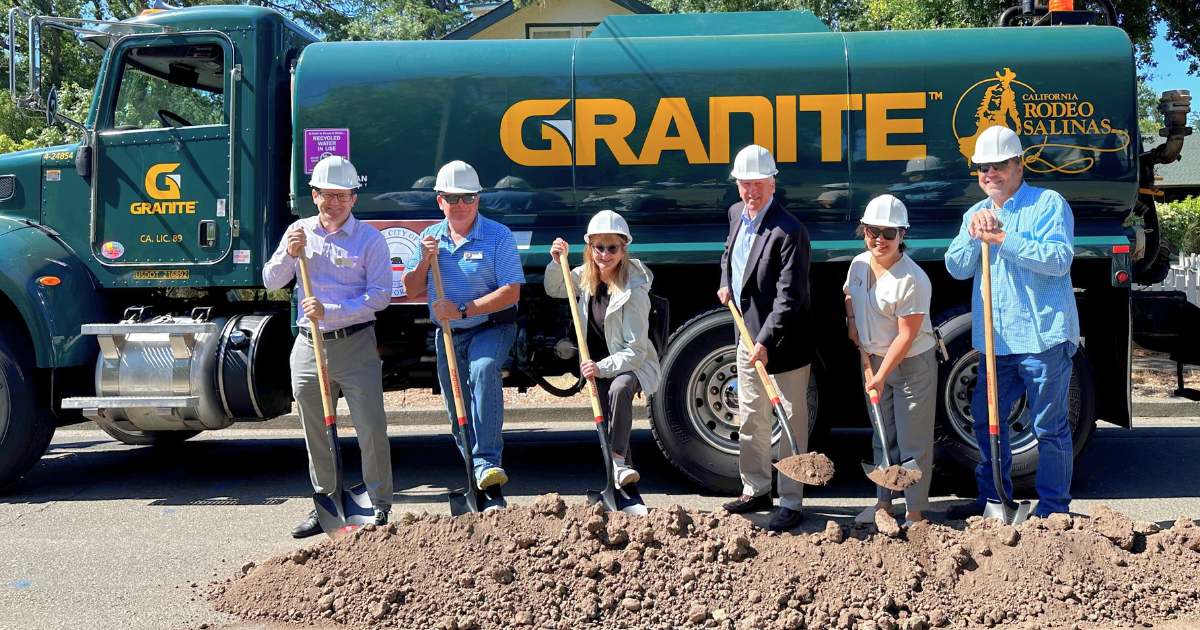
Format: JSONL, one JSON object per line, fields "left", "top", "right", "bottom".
{"left": 1132, "top": 396, "right": 1200, "bottom": 418}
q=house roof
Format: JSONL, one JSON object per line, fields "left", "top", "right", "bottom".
{"left": 442, "top": 0, "right": 659, "bottom": 40}
{"left": 1144, "top": 136, "right": 1200, "bottom": 189}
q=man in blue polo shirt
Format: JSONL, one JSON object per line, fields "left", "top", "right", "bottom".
{"left": 402, "top": 160, "right": 524, "bottom": 510}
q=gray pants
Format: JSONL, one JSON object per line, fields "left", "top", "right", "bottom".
{"left": 865, "top": 348, "right": 936, "bottom": 512}
{"left": 290, "top": 326, "right": 393, "bottom": 511}
{"left": 594, "top": 373, "right": 641, "bottom": 463}
{"left": 737, "top": 342, "right": 810, "bottom": 511}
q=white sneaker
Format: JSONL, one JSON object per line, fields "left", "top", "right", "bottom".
{"left": 613, "top": 463, "right": 641, "bottom": 487}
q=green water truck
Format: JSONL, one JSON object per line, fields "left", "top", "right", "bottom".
{"left": 0, "top": 2, "right": 1191, "bottom": 493}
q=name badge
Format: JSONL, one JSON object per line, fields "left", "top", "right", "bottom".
{"left": 332, "top": 255, "right": 358, "bottom": 268}
{"left": 463, "top": 251, "right": 483, "bottom": 261}
{"left": 853, "top": 277, "right": 862, "bottom": 287}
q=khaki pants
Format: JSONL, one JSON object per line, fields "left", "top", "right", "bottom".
{"left": 736, "top": 342, "right": 810, "bottom": 511}
{"left": 291, "top": 326, "right": 393, "bottom": 510}
{"left": 866, "top": 349, "right": 936, "bottom": 512}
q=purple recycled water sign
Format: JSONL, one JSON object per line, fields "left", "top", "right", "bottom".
{"left": 303, "top": 128, "right": 350, "bottom": 174}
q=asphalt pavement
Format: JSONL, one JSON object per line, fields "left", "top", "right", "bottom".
{"left": 3, "top": 417, "right": 1200, "bottom": 630}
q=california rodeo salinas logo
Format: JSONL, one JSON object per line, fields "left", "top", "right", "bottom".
{"left": 953, "top": 67, "right": 1130, "bottom": 174}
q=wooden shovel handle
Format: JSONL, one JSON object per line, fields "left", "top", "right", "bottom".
{"left": 726, "top": 302, "right": 780, "bottom": 404}
{"left": 559, "top": 252, "right": 605, "bottom": 424}
{"left": 298, "top": 254, "right": 336, "bottom": 427}
{"left": 981, "top": 242, "right": 1001, "bottom": 435}
{"left": 431, "top": 255, "right": 469, "bottom": 428}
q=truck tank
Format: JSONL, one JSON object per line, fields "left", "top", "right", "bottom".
{"left": 292, "top": 21, "right": 1138, "bottom": 253}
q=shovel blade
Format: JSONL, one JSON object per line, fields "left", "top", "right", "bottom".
{"left": 586, "top": 488, "right": 620, "bottom": 513}
{"left": 616, "top": 483, "right": 649, "bottom": 516}
{"left": 449, "top": 488, "right": 482, "bottom": 516}
{"left": 861, "top": 460, "right": 879, "bottom": 477}
{"left": 314, "top": 483, "right": 375, "bottom": 539}
{"left": 983, "top": 498, "right": 1034, "bottom": 526}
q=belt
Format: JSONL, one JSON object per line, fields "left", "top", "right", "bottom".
{"left": 300, "top": 320, "right": 374, "bottom": 341}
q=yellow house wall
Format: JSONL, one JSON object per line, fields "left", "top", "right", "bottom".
{"left": 469, "top": 0, "right": 637, "bottom": 39}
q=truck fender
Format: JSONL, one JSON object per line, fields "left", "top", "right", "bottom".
{"left": 0, "top": 219, "right": 106, "bottom": 368}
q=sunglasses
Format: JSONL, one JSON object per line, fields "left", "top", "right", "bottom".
{"left": 591, "top": 243, "right": 623, "bottom": 255}
{"left": 975, "top": 159, "right": 1017, "bottom": 173}
{"left": 314, "top": 190, "right": 354, "bottom": 202}
{"left": 864, "top": 225, "right": 901, "bottom": 240}
{"left": 440, "top": 193, "right": 478, "bottom": 204}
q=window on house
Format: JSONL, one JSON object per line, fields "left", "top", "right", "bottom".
{"left": 527, "top": 24, "right": 598, "bottom": 39}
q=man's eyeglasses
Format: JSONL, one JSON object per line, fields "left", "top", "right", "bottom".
{"left": 314, "top": 190, "right": 354, "bottom": 202}
{"left": 591, "top": 243, "right": 623, "bottom": 255}
{"left": 440, "top": 193, "right": 478, "bottom": 204}
{"left": 864, "top": 225, "right": 901, "bottom": 240}
{"left": 976, "top": 158, "right": 1017, "bottom": 173}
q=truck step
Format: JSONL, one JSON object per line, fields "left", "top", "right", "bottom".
{"left": 61, "top": 396, "right": 200, "bottom": 410}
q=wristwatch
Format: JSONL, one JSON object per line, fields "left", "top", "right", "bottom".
{"left": 458, "top": 303, "right": 469, "bottom": 319}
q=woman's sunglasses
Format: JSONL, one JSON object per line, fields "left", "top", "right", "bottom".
{"left": 591, "top": 243, "right": 623, "bottom": 255}
{"left": 440, "top": 193, "right": 478, "bottom": 204}
{"left": 864, "top": 225, "right": 900, "bottom": 240}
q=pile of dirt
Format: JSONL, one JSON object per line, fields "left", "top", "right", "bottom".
{"left": 209, "top": 497, "right": 1200, "bottom": 630}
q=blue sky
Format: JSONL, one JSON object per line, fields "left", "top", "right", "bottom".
{"left": 1146, "top": 27, "right": 1199, "bottom": 100}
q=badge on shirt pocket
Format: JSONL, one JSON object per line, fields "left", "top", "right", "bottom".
{"left": 463, "top": 251, "right": 483, "bottom": 261}
{"left": 852, "top": 277, "right": 862, "bottom": 287}
{"left": 332, "top": 254, "right": 359, "bottom": 268}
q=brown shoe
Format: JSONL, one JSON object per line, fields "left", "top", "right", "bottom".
{"left": 722, "top": 493, "right": 772, "bottom": 514}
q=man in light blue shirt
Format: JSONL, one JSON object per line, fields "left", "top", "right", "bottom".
{"left": 263, "top": 156, "right": 393, "bottom": 538}
{"left": 944, "top": 125, "right": 1079, "bottom": 519}
{"left": 402, "top": 160, "right": 524, "bottom": 510}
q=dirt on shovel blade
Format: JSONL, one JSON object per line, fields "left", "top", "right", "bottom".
{"left": 207, "top": 498, "right": 1200, "bottom": 630}
{"left": 866, "top": 465, "right": 923, "bottom": 492}
{"left": 774, "top": 452, "right": 835, "bottom": 486}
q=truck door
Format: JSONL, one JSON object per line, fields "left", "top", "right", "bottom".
{"left": 91, "top": 34, "right": 236, "bottom": 266}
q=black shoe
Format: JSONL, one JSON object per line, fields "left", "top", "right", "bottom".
{"left": 769, "top": 507, "right": 804, "bottom": 532}
{"left": 943, "top": 501, "right": 985, "bottom": 521}
{"left": 722, "top": 493, "right": 772, "bottom": 514}
{"left": 374, "top": 509, "right": 389, "bottom": 526}
{"left": 291, "top": 510, "right": 322, "bottom": 538}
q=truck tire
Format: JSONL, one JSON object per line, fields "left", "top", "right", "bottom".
{"left": 933, "top": 307, "right": 1097, "bottom": 493}
{"left": 0, "top": 322, "right": 56, "bottom": 490}
{"left": 649, "top": 308, "right": 821, "bottom": 493}
{"left": 98, "top": 424, "right": 200, "bottom": 446}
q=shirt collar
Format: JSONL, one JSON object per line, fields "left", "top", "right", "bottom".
{"left": 436, "top": 214, "right": 485, "bottom": 243}
{"left": 306, "top": 213, "right": 357, "bottom": 236}
{"left": 741, "top": 197, "right": 773, "bottom": 231}
{"left": 996, "top": 182, "right": 1031, "bottom": 210}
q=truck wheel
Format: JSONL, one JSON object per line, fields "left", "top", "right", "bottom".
{"left": 649, "top": 308, "right": 821, "bottom": 493}
{"left": 98, "top": 424, "right": 200, "bottom": 446}
{"left": 933, "top": 307, "right": 1097, "bottom": 493}
{"left": 0, "top": 323, "right": 55, "bottom": 489}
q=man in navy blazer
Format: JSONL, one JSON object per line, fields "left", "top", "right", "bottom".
{"left": 717, "top": 145, "right": 815, "bottom": 532}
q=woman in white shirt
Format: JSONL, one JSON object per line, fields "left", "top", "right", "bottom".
{"left": 844, "top": 195, "right": 937, "bottom": 527}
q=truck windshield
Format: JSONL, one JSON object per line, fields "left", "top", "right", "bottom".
{"left": 110, "top": 43, "right": 225, "bottom": 130}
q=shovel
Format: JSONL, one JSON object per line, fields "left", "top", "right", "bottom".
{"left": 557, "top": 251, "right": 648, "bottom": 516}
{"left": 299, "top": 254, "right": 375, "bottom": 538}
{"left": 979, "top": 241, "right": 1033, "bottom": 526}
{"left": 856, "top": 346, "right": 922, "bottom": 492}
{"left": 727, "top": 302, "right": 834, "bottom": 486}
{"left": 430, "top": 255, "right": 489, "bottom": 516}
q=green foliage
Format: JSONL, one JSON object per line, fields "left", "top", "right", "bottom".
{"left": 112, "top": 71, "right": 224, "bottom": 130}
{"left": 1156, "top": 196, "right": 1200, "bottom": 255}
{"left": 0, "top": 134, "right": 38, "bottom": 154}
{"left": 344, "top": 0, "right": 468, "bottom": 41}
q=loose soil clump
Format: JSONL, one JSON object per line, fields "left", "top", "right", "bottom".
{"left": 774, "top": 452, "right": 835, "bottom": 486}
{"left": 866, "top": 465, "right": 923, "bottom": 492}
{"left": 210, "top": 500, "right": 1200, "bottom": 629}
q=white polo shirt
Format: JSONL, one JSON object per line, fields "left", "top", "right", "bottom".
{"left": 843, "top": 251, "right": 935, "bottom": 358}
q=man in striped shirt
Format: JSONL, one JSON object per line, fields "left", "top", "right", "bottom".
{"left": 263, "top": 156, "right": 393, "bottom": 538}
{"left": 944, "top": 125, "right": 1079, "bottom": 520}
{"left": 402, "top": 161, "right": 525, "bottom": 510}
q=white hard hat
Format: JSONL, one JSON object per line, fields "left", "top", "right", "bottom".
{"left": 309, "top": 155, "right": 360, "bottom": 190}
{"left": 730, "top": 144, "right": 778, "bottom": 180}
{"left": 970, "top": 126, "right": 1024, "bottom": 164}
{"left": 584, "top": 210, "right": 633, "bottom": 244}
{"left": 434, "top": 160, "right": 482, "bottom": 194}
{"left": 861, "top": 194, "right": 909, "bottom": 229}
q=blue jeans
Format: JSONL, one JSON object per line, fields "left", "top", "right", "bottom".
{"left": 970, "top": 342, "right": 1074, "bottom": 517}
{"left": 435, "top": 322, "right": 517, "bottom": 486}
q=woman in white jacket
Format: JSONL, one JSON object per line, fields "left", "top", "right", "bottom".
{"left": 545, "top": 210, "right": 661, "bottom": 486}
